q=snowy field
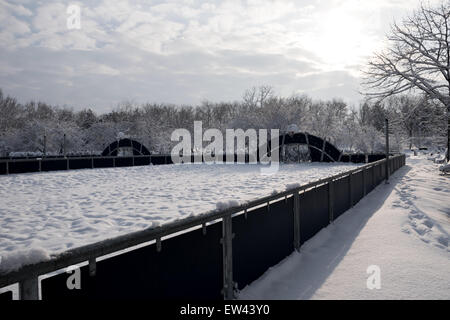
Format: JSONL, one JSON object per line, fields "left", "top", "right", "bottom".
{"left": 0, "top": 162, "right": 361, "bottom": 271}
{"left": 239, "top": 155, "right": 450, "bottom": 300}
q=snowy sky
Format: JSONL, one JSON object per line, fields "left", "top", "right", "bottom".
{"left": 0, "top": 0, "right": 444, "bottom": 112}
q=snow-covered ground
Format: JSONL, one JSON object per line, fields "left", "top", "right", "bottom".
{"left": 0, "top": 162, "right": 361, "bottom": 272}
{"left": 238, "top": 155, "right": 450, "bottom": 300}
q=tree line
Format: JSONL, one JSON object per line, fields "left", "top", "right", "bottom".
{"left": 0, "top": 87, "right": 446, "bottom": 157}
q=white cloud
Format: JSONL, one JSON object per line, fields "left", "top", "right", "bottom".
{"left": 0, "top": 0, "right": 32, "bottom": 17}
{"left": 0, "top": 0, "right": 444, "bottom": 110}
{"left": 0, "top": 1, "right": 31, "bottom": 36}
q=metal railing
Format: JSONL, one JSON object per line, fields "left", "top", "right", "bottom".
{"left": 0, "top": 154, "right": 171, "bottom": 175}
{"left": 0, "top": 152, "right": 393, "bottom": 175}
{"left": 0, "top": 154, "right": 406, "bottom": 300}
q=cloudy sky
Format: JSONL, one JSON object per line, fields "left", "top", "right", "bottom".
{"left": 0, "top": 0, "right": 443, "bottom": 113}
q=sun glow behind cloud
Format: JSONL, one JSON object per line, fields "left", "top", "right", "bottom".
{"left": 0, "top": 0, "right": 445, "bottom": 111}
{"left": 304, "top": 8, "right": 378, "bottom": 71}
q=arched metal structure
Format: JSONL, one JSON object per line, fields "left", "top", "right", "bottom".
{"left": 279, "top": 132, "right": 342, "bottom": 162}
{"left": 101, "top": 138, "right": 151, "bottom": 156}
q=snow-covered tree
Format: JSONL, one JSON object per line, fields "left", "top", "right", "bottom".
{"left": 362, "top": 1, "right": 450, "bottom": 160}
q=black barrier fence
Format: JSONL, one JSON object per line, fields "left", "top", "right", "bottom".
{"left": 233, "top": 197, "right": 294, "bottom": 290}
{"left": 0, "top": 155, "right": 173, "bottom": 175}
{"left": 40, "top": 222, "right": 223, "bottom": 300}
{"left": 0, "top": 155, "right": 405, "bottom": 300}
{"left": 299, "top": 184, "right": 329, "bottom": 245}
{"left": 0, "top": 153, "right": 391, "bottom": 175}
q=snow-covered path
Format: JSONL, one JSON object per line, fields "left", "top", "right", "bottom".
{"left": 239, "top": 156, "right": 450, "bottom": 300}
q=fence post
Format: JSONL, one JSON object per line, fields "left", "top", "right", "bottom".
{"left": 19, "top": 277, "right": 39, "bottom": 300}
{"left": 293, "top": 192, "right": 300, "bottom": 251}
{"left": 222, "top": 214, "right": 234, "bottom": 300}
{"left": 328, "top": 180, "right": 334, "bottom": 223}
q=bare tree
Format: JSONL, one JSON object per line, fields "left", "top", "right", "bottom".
{"left": 362, "top": 2, "right": 450, "bottom": 160}
{"left": 243, "top": 85, "right": 274, "bottom": 108}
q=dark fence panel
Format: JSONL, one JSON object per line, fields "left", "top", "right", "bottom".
{"left": 134, "top": 157, "right": 151, "bottom": 166}
{"left": 375, "top": 164, "right": 384, "bottom": 185}
{"left": 68, "top": 158, "right": 92, "bottom": 170}
{"left": 233, "top": 197, "right": 294, "bottom": 290}
{"left": 379, "top": 163, "right": 385, "bottom": 184}
{"left": 333, "top": 176, "right": 351, "bottom": 219}
{"left": 365, "top": 166, "right": 375, "bottom": 193}
{"left": 41, "top": 222, "right": 223, "bottom": 300}
{"left": 0, "top": 162, "right": 6, "bottom": 174}
{"left": 41, "top": 264, "right": 91, "bottom": 300}
{"left": 93, "top": 158, "right": 114, "bottom": 168}
{"left": 352, "top": 154, "right": 366, "bottom": 163}
{"left": 390, "top": 158, "right": 397, "bottom": 174}
{"left": 299, "top": 184, "right": 329, "bottom": 244}
{"left": 351, "top": 171, "right": 364, "bottom": 204}
{"left": 0, "top": 291, "right": 13, "bottom": 300}
{"left": 374, "top": 163, "right": 380, "bottom": 185}
{"left": 154, "top": 222, "right": 223, "bottom": 299}
{"left": 165, "top": 155, "right": 174, "bottom": 165}
{"left": 150, "top": 155, "right": 166, "bottom": 165}
{"left": 339, "top": 153, "right": 387, "bottom": 164}
{"left": 115, "top": 157, "right": 133, "bottom": 167}
{"left": 368, "top": 167, "right": 378, "bottom": 191}
{"left": 42, "top": 159, "right": 67, "bottom": 172}
{"left": 8, "top": 161, "right": 40, "bottom": 174}
{"left": 368, "top": 154, "right": 386, "bottom": 162}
